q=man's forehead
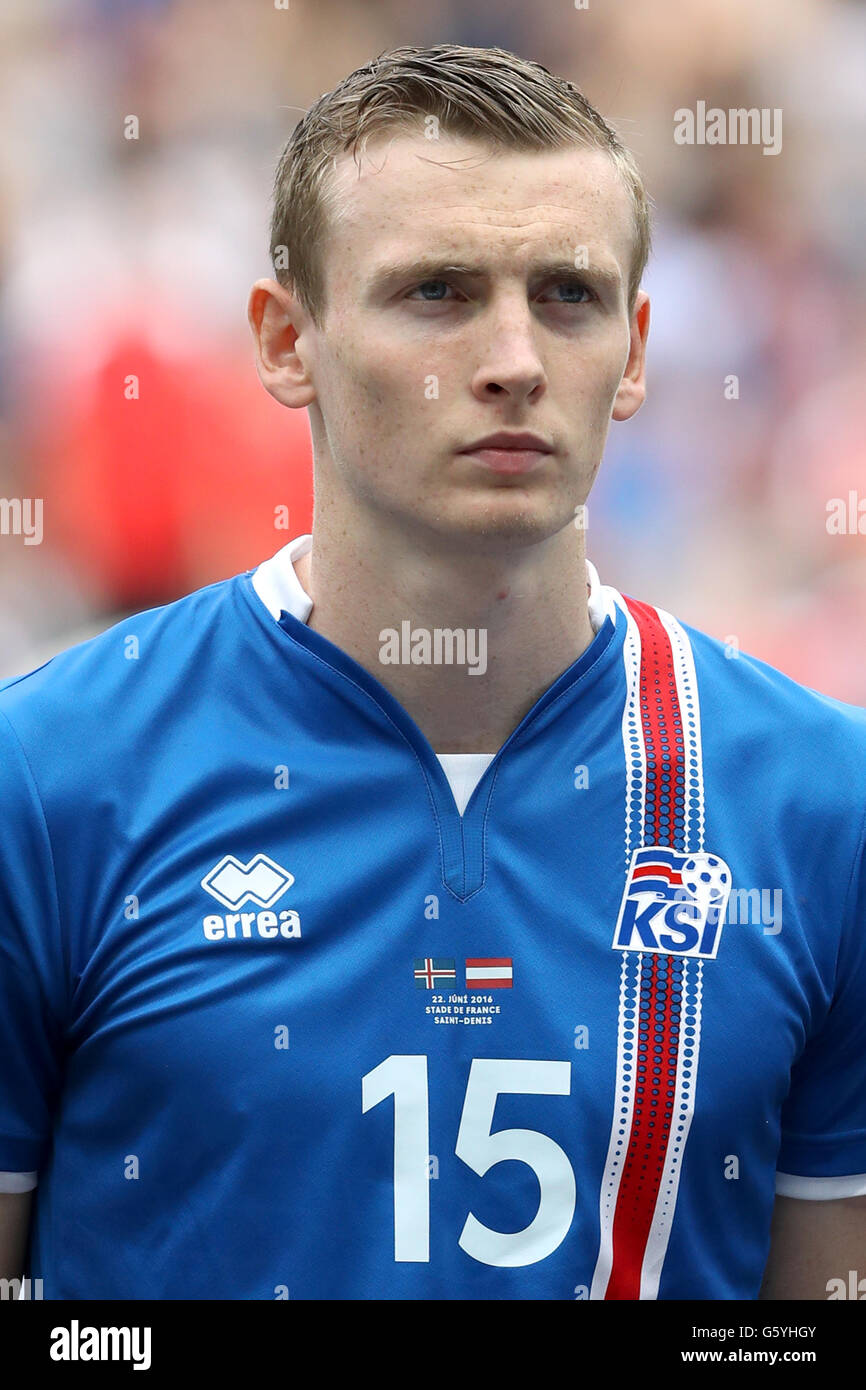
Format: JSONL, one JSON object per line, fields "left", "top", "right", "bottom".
{"left": 327, "top": 135, "right": 632, "bottom": 243}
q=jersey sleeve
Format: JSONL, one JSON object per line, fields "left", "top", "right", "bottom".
{"left": 775, "top": 800, "right": 866, "bottom": 1198}
{"left": 0, "top": 705, "right": 68, "bottom": 1186}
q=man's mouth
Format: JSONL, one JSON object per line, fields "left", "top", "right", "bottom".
{"left": 459, "top": 447, "right": 551, "bottom": 474}
{"left": 457, "top": 432, "right": 554, "bottom": 474}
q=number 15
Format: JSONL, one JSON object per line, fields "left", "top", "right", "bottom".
{"left": 362, "top": 1055, "right": 576, "bottom": 1268}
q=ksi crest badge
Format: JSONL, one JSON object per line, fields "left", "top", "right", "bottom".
{"left": 611, "top": 845, "right": 732, "bottom": 959}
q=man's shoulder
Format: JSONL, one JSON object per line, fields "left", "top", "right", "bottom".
{"left": 0, "top": 569, "right": 251, "bottom": 750}
{"left": 672, "top": 610, "right": 864, "bottom": 726}
{"left": 610, "top": 583, "right": 866, "bottom": 781}
{"left": 656, "top": 604, "right": 866, "bottom": 792}
{"left": 614, "top": 597, "right": 866, "bottom": 877}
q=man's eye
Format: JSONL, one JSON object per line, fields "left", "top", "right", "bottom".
{"left": 548, "top": 279, "right": 594, "bottom": 305}
{"left": 407, "top": 280, "right": 454, "bottom": 301}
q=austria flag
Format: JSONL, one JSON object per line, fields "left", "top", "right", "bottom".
{"left": 465, "top": 958, "right": 513, "bottom": 990}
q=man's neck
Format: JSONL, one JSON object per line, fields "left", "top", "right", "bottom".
{"left": 292, "top": 518, "right": 595, "bottom": 755}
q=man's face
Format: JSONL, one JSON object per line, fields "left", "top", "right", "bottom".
{"left": 292, "top": 132, "right": 647, "bottom": 549}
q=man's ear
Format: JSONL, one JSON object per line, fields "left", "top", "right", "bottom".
{"left": 247, "top": 278, "right": 317, "bottom": 409}
{"left": 611, "top": 290, "right": 649, "bottom": 422}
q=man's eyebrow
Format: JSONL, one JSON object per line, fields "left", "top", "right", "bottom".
{"left": 366, "top": 257, "right": 623, "bottom": 294}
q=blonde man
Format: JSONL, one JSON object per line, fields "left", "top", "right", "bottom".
{"left": 1, "top": 45, "right": 863, "bottom": 1301}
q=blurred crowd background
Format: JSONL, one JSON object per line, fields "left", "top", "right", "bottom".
{"left": 0, "top": 0, "right": 864, "bottom": 700}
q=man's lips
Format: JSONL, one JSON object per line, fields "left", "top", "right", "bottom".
{"left": 458, "top": 446, "right": 552, "bottom": 474}
{"left": 457, "top": 433, "right": 554, "bottom": 474}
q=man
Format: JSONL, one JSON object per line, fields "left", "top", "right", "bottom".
{"left": 1, "top": 43, "right": 864, "bottom": 1301}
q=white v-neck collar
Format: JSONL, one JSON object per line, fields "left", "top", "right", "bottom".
{"left": 250, "top": 534, "right": 618, "bottom": 815}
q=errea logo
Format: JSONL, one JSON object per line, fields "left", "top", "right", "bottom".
{"left": 201, "top": 854, "right": 301, "bottom": 942}
{"left": 202, "top": 853, "right": 294, "bottom": 909}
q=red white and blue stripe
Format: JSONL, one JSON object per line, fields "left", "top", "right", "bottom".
{"left": 591, "top": 596, "right": 706, "bottom": 1300}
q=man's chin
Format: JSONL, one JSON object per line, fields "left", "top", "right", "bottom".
{"left": 411, "top": 496, "right": 578, "bottom": 551}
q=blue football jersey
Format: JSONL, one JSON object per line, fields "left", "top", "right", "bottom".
{"left": 1, "top": 533, "right": 864, "bottom": 1300}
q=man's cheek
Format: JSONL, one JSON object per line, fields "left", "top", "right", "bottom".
{"left": 364, "top": 374, "right": 418, "bottom": 418}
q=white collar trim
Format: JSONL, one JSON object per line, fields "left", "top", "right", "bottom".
{"left": 252, "top": 533, "right": 314, "bottom": 624}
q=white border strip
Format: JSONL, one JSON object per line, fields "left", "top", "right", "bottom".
{"left": 775, "top": 1171, "right": 866, "bottom": 1200}
{"left": 0, "top": 1170, "right": 37, "bottom": 1192}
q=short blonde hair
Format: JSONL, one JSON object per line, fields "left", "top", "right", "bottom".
{"left": 270, "top": 43, "right": 651, "bottom": 325}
